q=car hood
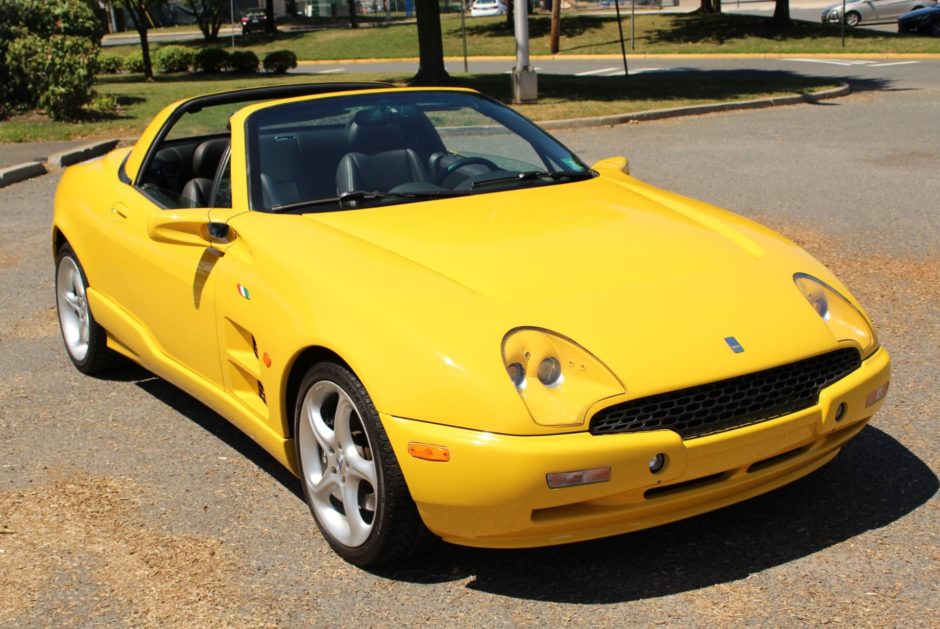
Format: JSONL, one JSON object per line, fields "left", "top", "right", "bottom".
{"left": 306, "top": 175, "right": 841, "bottom": 394}
{"left": 900, "top": 5, "right": 940, "bottom": 17}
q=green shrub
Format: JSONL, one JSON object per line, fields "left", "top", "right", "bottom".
{"left": 230, "top": 50, "right": 259, "bottom": 74}
{"left": 123, "top": 51, "right": 145, "bottom": 73}
{"left": 6, "top": 34, "right": 98, "bottom": 120}
{"left": 194, "top": 47, "right": 231, "bottom": 73}
{"left": 0, "top": 0, "right": 101, "bottom": 114}
{"left": 154, "top": 45, "right": 194, "bottom": 73}
{"left": 263, "top": 49, "right": 297, "bottom": 74}
{"left": 97, "top": 54, "right": 124, "bottom": 74}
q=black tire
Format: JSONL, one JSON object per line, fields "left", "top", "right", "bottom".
{"left": 931, "top": 20, "right": 940, "bottom": 36}
{"left": 845, "top": 11, "right": 861, "bottom": 26}
{"left": 54, "top": 244, "right": 120, "bottom": 375}
{"left": 293, "top": 362, "right": 433, "bottom": 566}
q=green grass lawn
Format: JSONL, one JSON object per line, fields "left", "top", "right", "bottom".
{"left": 103, "top": 13, "right": 940, "bottom": 60}
{"left": 0, "top": 70, "right": 841, "bottom": 142}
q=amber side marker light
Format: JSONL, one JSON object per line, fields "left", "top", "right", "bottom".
{"left": 866, "top": 382, "right": 889, "bottom": 408}
{"left": 547, "top": 467, "right": 611, "bottom": 489}
{"left": 408, "top": 442, "right": 451, "bottom": 462}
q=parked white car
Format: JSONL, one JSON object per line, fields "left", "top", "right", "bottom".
{"left": 470, "top": 0, "right": 508, "bottom": 16}
{"left": 822, "top": 0, "right": 936, "bottom": 26}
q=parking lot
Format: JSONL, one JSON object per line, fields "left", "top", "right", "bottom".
{"left": 1, "top": 61, "right": 937, "bottom": 626}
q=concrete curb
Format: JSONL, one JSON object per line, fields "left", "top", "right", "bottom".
{"left": 47, "top": 139, "right": 121, "bottom": 168}
{"left": 0, "top": 161, "right": 47, "bottom": 188}
{"left": 537, "top": 81, "right": 851, "bottom": 129}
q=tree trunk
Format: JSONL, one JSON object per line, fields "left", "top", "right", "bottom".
{"left": 124, "top": 4, "right": 154, "bottom": 80}
{"left": 265, "top": 0, "right": 276, "bottom": 33}
{"left": 412, "top": 0, "right": 450, "bottom": 84}
{"left": 549, "top": 0, "right": 561, "bottom": 54}
{"left": 347, "top": 0, "right": 359, "bottom": 27}
{"left": 771, "top": 0, "right": 791, "bottom": 23}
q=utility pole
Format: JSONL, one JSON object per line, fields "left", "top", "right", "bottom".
{"left": 511, "top": 0, "right": 537, "bottom": 103}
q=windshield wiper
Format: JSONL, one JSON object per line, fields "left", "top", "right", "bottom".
{"left": 469, "top": 170, "right": 594, "bottom": 190}
{"left": 271, "top": 189, "right": 469, "bottom": 213}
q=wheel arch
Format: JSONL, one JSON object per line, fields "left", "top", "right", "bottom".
{"left": 283, "top": 345, "right": 354, "bottom": 439}
{"left": 52, "top": 226, "right": 69, "bottom": 258}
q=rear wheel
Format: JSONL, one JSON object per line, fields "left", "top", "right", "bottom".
{"left": 55, "top": 244, "right": 119, "bottom": 375}
{"left": 931, "top": 20, "right": 940, "bottom": 36}
{"left": 294, "top": 362, "right": 432, "bottom": 566}
{"left": 845, "top": 11, "right": 861, "bottom": 26}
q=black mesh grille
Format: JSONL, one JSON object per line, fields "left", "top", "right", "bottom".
{"left": 589, "top": 348, "right": 862, "bottom": 440}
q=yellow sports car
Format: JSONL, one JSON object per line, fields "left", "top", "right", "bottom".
{"left": 52, "top": 83, "right": 891, "bottom": 566}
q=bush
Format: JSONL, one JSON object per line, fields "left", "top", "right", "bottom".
{"left": 97, "top": 54, "right": 124, "bottom": 74}
{"left": 195, "top": 47, "right": 231, "bottom": 73}
{"left": 154, "top": 45, "right": 194, "bottom": 73}
{"left": 230, "top": 50, "right": 259, "bottom": 74}
{"left": 123, "top": 51, "right": 145, "bottom": 73}
{"left": 6, "top": 34, "right": 98, "bottom": 120}
{"left": 263, "top": 50, "right": 297, "bottom": 74}
{"left": 0, "top": 0, "right": 102, "bottom": 114}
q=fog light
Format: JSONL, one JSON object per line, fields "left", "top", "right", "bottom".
{"left": 835, "top": 402, "right": 847, "bottom": 421}
{"left": 546, "top": 466, "right": 610, "bottom": 489}
{"left": 649, "top": 453, "right": 667, "bottom": 474}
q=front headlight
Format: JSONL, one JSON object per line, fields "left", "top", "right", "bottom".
{"left": 794, "top": 273, "right": 879, "bottom": 358}
{"left": 502, "top": 327, "right": 624, "bottom": 426}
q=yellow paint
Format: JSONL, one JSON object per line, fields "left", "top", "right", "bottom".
{"left": 52, "top": 87, "right": 891, "bottom": 549}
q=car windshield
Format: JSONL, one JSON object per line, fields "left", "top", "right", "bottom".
{"left": 244, "top": 90, "right": 593, "bottom": 213}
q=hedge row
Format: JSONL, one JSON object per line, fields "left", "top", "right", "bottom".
{"left": 98, "top": 48, "right": 298, "bottom": 76}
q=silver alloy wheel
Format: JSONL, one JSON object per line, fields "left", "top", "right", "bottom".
{"left": 56, "top": 255, "right": 91, "bottom": 362}
{"left": 298, "top": 380, "right": 378, "bottom": 548}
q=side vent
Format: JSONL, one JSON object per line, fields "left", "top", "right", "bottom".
{"left": 222, "top": 318, "right": 269, "bottom": 418}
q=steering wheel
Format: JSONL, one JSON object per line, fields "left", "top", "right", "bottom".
{"left": 433, "top": 156, "right": 500, "bottom": 186}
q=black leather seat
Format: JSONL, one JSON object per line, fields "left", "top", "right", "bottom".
{"left": 181, "top": 138, "right": 229, "bottom": 207}
{"left": 259, "top": 134, "right": 310, "bottom": 208}
{"left": 335, "top": 108, "right": 428, "bottom": 195}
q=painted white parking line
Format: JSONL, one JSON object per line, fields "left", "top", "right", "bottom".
{"left": 575, "top": 67, "right": 621, "bottom": 76}
{"left": 870, "top": 61, "right": 921, "bottom": 67}
{"left": 316, "top": 68, "right": 346, "bottom": 74}
{"left": 785, "top": 58, "right": 855, "bottom": 66}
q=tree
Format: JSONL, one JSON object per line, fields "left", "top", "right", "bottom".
{"left": 185, "top": 0, "right": 227, "bottom": 40}
{"left": 265, "top": 0, "right": 276, "bottom": 33}
{"left": 698, "top": 0, "right": 721, "bottom": 13}
{"left": 412, "top": 0, "right": 449, "bottom": 84}
{"left": 549, "top": 0, "right": 561, "bottom": 54}
{"left": 771, "top": 0, "right": 791, "bottom": 24}
{"left": 114, "top": 0, "right": 164, "bottom": 80}
{"left": 347, "top": 0, "right": 359, "bottom": 28}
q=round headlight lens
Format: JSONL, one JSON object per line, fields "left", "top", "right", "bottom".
{"left": 537, "top": 357, "right": 563, "bottom": 387}
{"left": 507, "top": 362, "right": 526, "bottom": 389}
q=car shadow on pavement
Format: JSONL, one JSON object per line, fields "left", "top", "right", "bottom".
{"left": 375, "top": 425, "right": 937, "bottom": 602}
{"left": 132, "top": 373, "right": 304, "bottom": 501}
{"left": 131, "top": 373, "right": 936, "bottom": 603}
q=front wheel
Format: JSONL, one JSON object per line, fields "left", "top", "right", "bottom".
{"left": 845, "top": 11, "right": 861, "bottom": 26}
{"left": 55, "top": 244, "right": 119, "bottom": 375}
{"left": 294, "top": 362, "right": 432, "bottom": 566}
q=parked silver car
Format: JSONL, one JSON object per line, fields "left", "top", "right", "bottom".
{"left": 822, "top": 0, "right": 937, "bottom": 26}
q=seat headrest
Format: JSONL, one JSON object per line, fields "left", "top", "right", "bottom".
{"left": 192, "top": 138, "right": 230, "bottom": 179}
{"left": 346, "top": 108, "right": 405, "bottom": 155}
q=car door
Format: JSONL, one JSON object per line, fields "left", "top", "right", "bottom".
{"left": 99, "top": 161, "right": 235, "bottom": 390}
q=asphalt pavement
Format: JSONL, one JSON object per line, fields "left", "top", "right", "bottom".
{"left": 0, "top": 56, "right": 938, "bottom": 626}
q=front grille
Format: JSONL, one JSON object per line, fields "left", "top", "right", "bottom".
{"left": 589, "top": 348, "right": 862, "bottom": 440}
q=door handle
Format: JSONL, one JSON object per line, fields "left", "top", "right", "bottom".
{"left": 111, "top": 203, "right": 128, "bottom": 220}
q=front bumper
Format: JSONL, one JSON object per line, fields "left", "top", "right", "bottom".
{"left": 382, "top": 347, "right": 890, "bottom": 548}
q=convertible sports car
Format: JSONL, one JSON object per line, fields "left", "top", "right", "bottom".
{"left": 53, "top": 83, "right": 891, "bottom": 567}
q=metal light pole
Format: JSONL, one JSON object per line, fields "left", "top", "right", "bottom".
{"left": 511, "top": 0, "right": 537, "bottom": 103}
{"left": 631, "top": 0, "right": 635, "bottom": 50}
{"left": 230, "top": 0, "right": 236, "bottom": 48}
{"left": 614, "top": 0, "right": 628, "bottom": 75}
{"left": 841, "top": 0, "right": 846, "bottom": 47}
{"left": 461, "top": 0, "right": 468, "bottom": 72}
